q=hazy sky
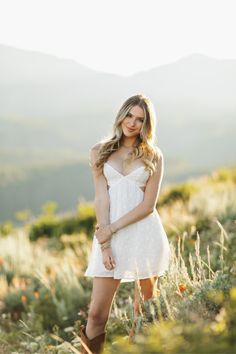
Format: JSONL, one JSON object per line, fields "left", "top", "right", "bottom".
{"left": 0, "top": 0, "right": 235, "bottom": 76}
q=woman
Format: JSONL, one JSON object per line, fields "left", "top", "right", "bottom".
{"left": 80, "top": 94, "right": 171, "bottom": 354}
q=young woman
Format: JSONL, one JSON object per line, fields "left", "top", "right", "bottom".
{"left": 80, "top": 94, "right": 171, "bottom": 354}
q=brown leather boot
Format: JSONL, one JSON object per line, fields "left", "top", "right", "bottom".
{"left": 80, "top": 324, "right": 106, "bottom": 354}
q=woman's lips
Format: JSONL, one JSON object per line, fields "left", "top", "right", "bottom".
{"left": 127, "top": 127, "right": 136, "bottom": 132}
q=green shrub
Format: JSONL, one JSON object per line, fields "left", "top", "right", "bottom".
{"left": 160, "top": 183, "right": 199, "bottom": 206}
{"left": 195, "top": 216, "right": 213, "bottom": 233}
{"left": 29, "top": 201, "right": 96, "bottom": 241}
{"left": 0, "top": 221, "right": 13, "bottom": 236}
{"left": 176, "top": 272, "right": 234, "bottom": 322}
{"left": 32, "top": 286, "right": 60, "bottom": 331}
{"left": 104, "top": 286, "right": 236, "bottom": 354}
{"left": 211, "top": 166, "right": 236, "bottom": 183}
{"left": 29, "top": 216, "right": 60, "bottom": 241}
{"left": 3, "top": 289, "right": 35, "bottom": 321}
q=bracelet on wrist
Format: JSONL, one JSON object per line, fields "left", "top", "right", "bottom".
{"left": 101, "top": 243, "right": 110, "bottom": 251}
{"left": 109, "top": 223, "right": 117, "bottom": 235}
{"left": 100, "top": 240, "right": 111, "bottom": 251}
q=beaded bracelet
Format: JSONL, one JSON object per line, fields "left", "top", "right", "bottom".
{"left": 109, "top": 224, "right": 117, "bottom": 236}
{"left": 100, "top": 240, "right": 111, "bottom": 251}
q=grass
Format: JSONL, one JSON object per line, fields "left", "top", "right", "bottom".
{"left": 0, "top": 166, "right": 235, "bottom": 353}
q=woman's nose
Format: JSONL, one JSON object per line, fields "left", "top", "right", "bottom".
{"left": 131, "top": 119, "right": 136, "bottom": 126}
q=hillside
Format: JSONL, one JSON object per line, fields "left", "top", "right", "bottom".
{"left": 0, "top": 166, "right": 235, "bottom": 353}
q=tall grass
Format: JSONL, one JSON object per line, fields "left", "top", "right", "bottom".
{"left": 0, "top": 167, "right": 235, "bottom": 353}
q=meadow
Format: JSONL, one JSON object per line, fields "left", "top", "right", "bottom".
{"left": 0, "top": 166, "right": 235, "bottom": 354}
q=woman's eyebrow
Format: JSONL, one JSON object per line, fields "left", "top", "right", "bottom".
{"left": 129, "top": 113, "right": 144, "bottom": 119}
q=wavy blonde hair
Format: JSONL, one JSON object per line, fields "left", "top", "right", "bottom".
{"left": 91, "top": 93, "right": 162, "bottom": 176}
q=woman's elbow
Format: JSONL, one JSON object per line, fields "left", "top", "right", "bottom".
{"left": 143, "top": 203, "right": 155, "bottom": 215}
{"left": 148, "top": 206, "right": 155, "bottom": 214}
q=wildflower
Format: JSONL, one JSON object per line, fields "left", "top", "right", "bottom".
{"left": 34, "top": 291, "right": 39, "bottom": 299}
{"left": 21, "top": 295, "right": 27, "bottom": 303}
{"left": 178, "top": 283, "right": 187, "bottom": 292}
{"left": 0, "top": 257, "right": 4, "bottom": 266}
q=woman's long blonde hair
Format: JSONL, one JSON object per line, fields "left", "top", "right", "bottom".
{"left": 91, "top": 93, "right": 162, "bottom": 176}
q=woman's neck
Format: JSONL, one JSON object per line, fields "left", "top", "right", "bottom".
{"left": 120, "top": 138, "right": 137, "bottom": 148}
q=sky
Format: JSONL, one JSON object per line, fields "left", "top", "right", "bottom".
{"left": 0, "top": 0, "right": 235, "bottom": 76}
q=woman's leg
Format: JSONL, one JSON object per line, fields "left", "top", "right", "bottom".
{"left": 86, "top": 277, "right": 121, "bottom": 339}
{"left": 133, "top": 276, "right": 158, "bottom": 316}
{"left": 128, "top": 276, "right": 158, "bottom": 341}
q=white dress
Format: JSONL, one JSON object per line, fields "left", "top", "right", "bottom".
{"left": 84, "top": 162, "right": 171, "bottom": 283}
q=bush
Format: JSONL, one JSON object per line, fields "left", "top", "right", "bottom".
{"left": 211, "top": 166, "right": 236, "bottom": 183}
{"left": 0, "top": 221, "right": 13, "bottom": 236}
{"left": 29, "top": 213, "right": 96, "bottom": 241}
{"left": 104, "top": 287, "right": 236, "bottom": 354}
{"left": 29, "top": 216, "right": 60, "bottom": 241}
{"left": 160, "top": 183, "right": 199, "bottom": 206}
{"left": 176, "top": 272, "right": 234, "bottom": 322}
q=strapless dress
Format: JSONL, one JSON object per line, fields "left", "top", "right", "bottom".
{"left": 84, "top": 162, "right": 171, "bottom": 283}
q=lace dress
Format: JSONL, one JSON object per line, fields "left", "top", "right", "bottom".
{"left": 84, "top": 162, "right": 171, "bottom": 283}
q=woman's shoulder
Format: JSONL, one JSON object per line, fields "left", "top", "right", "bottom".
{"left": 90, "top": 142, "right": 102, "bottom": 151}
{"left": 152, "top": 145, "right": 163, "bottom": 158}
{"left": 90, "top": 142, "right": 104, "bottom": 159}
{"left": 89, "top": 143, "right": 102, "bottom": 166}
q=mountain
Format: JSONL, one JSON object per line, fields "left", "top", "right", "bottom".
{"left": 0, "top": 44, "right": 235, "bottom": 223}
{"left": 1, "top": 44, "right": 236, "bottom": 165}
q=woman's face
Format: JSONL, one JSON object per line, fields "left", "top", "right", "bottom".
{"left": 121, "top": 105, "right": 145, "bottom": 137}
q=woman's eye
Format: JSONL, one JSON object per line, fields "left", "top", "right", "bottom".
{"left": 126, "top": 113, "right": 143, "bottom": 122}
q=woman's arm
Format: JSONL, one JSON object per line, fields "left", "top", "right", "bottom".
{"left": 90, "top": 144, "right": 110, "bottom": 227}
{"left": 110, "top": 150, "right": 164, "bottom": 233}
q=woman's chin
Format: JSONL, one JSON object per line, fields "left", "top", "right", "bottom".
{"left": 123, "top": 131, "right": 138, "bottom": 137}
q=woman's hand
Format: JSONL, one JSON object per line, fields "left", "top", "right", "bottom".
{"left": 102, "top": 247, "right": 116, "bottom": 270}
{"left": 95, "top": 222, "right": 107, "bottom": 231}
{"left": 95, "top": 224, "right": 112, "bottom": 244}
{"left": 95, "top": 223, "right": 116, "bottom": 270}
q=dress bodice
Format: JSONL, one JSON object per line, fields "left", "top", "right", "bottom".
{"left": 103, "top": 162, "right": 150, "bottom": 189}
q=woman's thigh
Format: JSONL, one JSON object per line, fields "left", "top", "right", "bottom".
{"left": 88, "top": 277, "right": 121, "bottom": 321}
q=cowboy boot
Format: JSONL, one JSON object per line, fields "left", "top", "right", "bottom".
{"left": 80, "top": 324, "right": 106, "bottom": 354}
{"left": 80, "top": 325, "right": 91, "bottom": 354}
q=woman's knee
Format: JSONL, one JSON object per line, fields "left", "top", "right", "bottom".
{"left": 88, "top": 306, "right": 109, "bottom": 326}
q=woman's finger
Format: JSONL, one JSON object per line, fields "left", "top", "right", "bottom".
{"left": 107, "top": 257, "right": 114, "bottom": 269}
{"left": 108, "top": 259, "right": 113, "bottom": 269}
{"left": 104, "top": 259, "right": 113, "bottom": 270}
{"left": 109, "top": 255, "right": 116, "bottom": 268}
